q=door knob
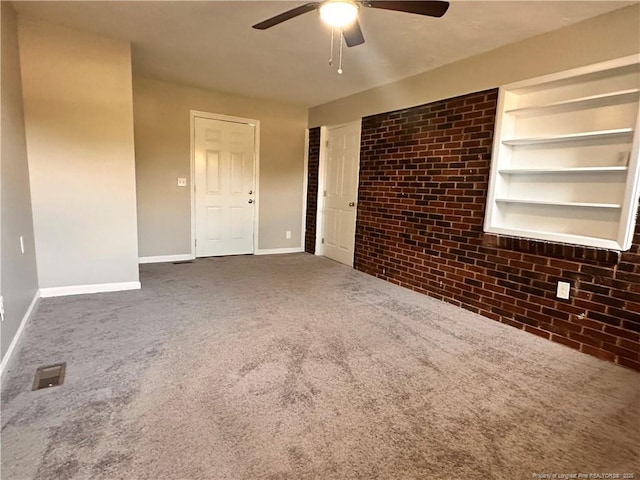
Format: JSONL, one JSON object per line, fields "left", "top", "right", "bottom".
{"left": 348, "top": 202, "right": 356, "bottom": 207}
{"left": 248, "top": 199, "right": 254, "bottom": 204}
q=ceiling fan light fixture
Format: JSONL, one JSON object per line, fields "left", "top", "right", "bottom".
{"left": 319, "top": 1, "right": 359, "bottom": 28}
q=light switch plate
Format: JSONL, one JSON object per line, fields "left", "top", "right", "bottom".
{"left": 177, "top": 178, "right": 187, "bottom": 187}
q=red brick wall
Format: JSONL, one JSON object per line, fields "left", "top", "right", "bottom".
{"left": 355, "top": 89, "right": 640, "bottom": 371}
{"left": 305, "top": 127, "right": 321, "bottom": 254}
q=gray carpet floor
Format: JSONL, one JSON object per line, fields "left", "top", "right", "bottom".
{"left": 1, "top": 253, "right": 638, "bottom": 479}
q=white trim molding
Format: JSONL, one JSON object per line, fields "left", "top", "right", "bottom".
{"left": 315, "top": 125, "right": 328, "bottom": 255}
{"left": 254, "top": 247, "right": 305, "bottom": 256}
{"left": 139, "top": 254, "right": 195, "bottom": 264}
{"left": 0, "top": 291, "right": 40, "bottom": 379}
{"left": 40, "top": 281, "right": 141, "bottom": 298}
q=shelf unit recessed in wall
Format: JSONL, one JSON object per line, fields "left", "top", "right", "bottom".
{"left": 484, "top": 55, "right": 640, "bottom": 251}
{"left": 500, "top": 128, "right": 633, "bottom": 146}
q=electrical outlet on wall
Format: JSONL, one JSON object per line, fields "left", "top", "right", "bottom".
{"left": 557, "top": 281, "right": 571, "bottom": 300}
{"left": 286, "top": 231, "right": 291, "bottom": 239}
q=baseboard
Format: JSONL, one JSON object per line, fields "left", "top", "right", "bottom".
{"left": 254, "top": 247, "right": 305, "bottom": 256}
{"left": 138, "top": 254, "right": 195, "bottom": 264}
{"left": 39, "top": 281, "right": 141, "bottom": 298}
{"left": 0, "top": 290, "right": 40, "bottom": 379}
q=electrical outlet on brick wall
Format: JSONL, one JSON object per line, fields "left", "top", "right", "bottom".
{"left": 557, "top": 281, "right": 571, "bottom": 300}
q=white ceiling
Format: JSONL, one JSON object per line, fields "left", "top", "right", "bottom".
{"left": 13, "top": 1, "right": 636, "bottom": 107}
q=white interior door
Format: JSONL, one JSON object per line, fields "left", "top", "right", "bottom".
{"left": 322, "top": 121, "right": 361, "bottom": 266}
{"left": 194, "top": 116, "right": 255, "bottom": 257}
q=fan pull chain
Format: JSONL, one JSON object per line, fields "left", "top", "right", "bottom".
{"left": 327, "top": 27, "right": 345, "bottom": 75}
{"left": 338, "top": 29, "right": 344, "bottom": 75}
{"left": 328, "top": 28, "right": 334, "bottom": 66}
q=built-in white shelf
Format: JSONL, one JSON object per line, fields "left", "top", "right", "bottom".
{"left": 484, "top": 55, "right": 640, "bottom": 251}
{"left": 502, "top": 128, "right": 633, "bottom": 146}
{"left": 487, "top": 227, "right": 623, "bottom": 251}
{"left": 496, "top": 199, "right": 622, "bottom": 209}
{"left": 505, "top": 89, "right": 640, "bottom": 117}
{"left": 498, "top": 166, "right": 628, "bottom": 175}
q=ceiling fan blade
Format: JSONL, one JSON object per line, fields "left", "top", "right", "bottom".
{"left": 343, "top": 20, "right": 365, "bottom": 47}
{"left": 365, "top": 1, "right": 450, "bottom": 18}
{"left": 252, "top": 2, "right": 320, "bottom": 30}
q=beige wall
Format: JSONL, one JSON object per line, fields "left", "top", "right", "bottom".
{"left": 18, "top": 17, "right": 139, "bottom": 289}
{"left": 1, "top": 2, "right": 39, "bottom": 362}
{"left": 133, "top": 77, "right": 307, "bottom": 256}
{"left": 309, "top": 4, "right": 640, "bottom": 127}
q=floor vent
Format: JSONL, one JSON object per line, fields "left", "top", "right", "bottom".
{"left": 32, "top": 363, "right": 66, "bottom": 391}
{"left": 173, "top": 260, "right": 195, "bottom": 265}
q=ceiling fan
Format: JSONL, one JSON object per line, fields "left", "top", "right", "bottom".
{"left": 252, "top": 1, "right": 451, "bottom": 48}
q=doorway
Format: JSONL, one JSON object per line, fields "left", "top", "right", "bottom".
{"left": 191, "top": 112, "right": 259, "bottom": 257}
{"left": 318, "top": 120, "right": 362, "bottom": 266}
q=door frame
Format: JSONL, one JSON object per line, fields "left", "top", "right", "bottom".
{"left": 189, "top": 110, "right": 260, "bottom": 258}
{"left": 314, "top": 120, "right": 362, "bottom": 260}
